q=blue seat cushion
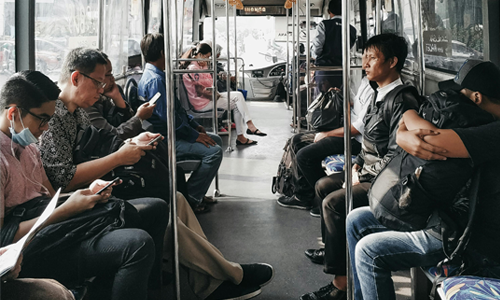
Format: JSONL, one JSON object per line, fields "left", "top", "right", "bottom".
{"left": 323, "top": 154, "right": 356, "bottom": 175}
{"left": 441, "top": 276, "right": 500, "bottom": 299}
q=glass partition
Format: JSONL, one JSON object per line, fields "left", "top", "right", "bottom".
{"left": 0, "top": 0, "right": 15, "bottom": 86}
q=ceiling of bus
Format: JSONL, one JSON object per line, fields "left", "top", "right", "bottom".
{"left": 204, "top": 0, "right": 326, "bottom": 17}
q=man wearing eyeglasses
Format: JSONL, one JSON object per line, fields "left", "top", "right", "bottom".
{"left": 39, "top": 48, "right": 159, "bottom": 193}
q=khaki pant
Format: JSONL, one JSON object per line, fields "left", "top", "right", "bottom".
{"left": 1, "top": 278, "right": 75, "bottom": 300}
{"left": 164, "top": 193, "right": 243, "bottom": 299}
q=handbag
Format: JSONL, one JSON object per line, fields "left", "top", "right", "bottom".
{"left": 306, "top": 89, "right": 343, "bottom": 132}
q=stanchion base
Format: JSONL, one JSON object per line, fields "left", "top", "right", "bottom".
{"left": 225, "top": 147, "right": 234, "bottom": 152}
{"left": 213, "top": 189, "right": 221, "bottom": 197}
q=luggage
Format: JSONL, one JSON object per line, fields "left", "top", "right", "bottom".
{"left": 272, "top": 137, "right": 296, "bottom": 197}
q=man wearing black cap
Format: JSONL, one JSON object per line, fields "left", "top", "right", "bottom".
{"left": 345, "top": 59, "right": 500, "bottom": 300}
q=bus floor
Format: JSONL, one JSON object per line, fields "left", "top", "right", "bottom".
{"left": 174, "top": 101, "right": 412, "bottom": 299}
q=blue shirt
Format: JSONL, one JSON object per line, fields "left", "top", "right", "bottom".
{"left": 138, "top": 63, "right": 200, "bottom": 143}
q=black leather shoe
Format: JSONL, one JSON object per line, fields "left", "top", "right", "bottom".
{"left": 304, "top": 248, "right": 325, "bottom": 264}
{"left": 299, "top": 282, "right": 346, "bottom": 300}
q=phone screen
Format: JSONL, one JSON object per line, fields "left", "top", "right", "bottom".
{"left": 147, "top": 135, "right": 162, "bottom": 146}
{"left": 149, "top": 92, "right": 161, "bottom": 105}
{"left": 95, "top": 177, "right": 121, "bottom": 195}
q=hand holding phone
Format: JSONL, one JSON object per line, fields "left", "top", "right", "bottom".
{"left": 149, "top": 92, "right": 161, "bottom": 105}
{"left": 147, "top": 135, "right": 162, "bottom": 146}
{"left": 205, "top": 87, "right": 214, "bottom": 91}
{"left": 95, "top": 178, "right": 121, "bottom": 195}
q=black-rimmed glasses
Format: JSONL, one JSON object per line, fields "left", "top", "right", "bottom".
{"left": 80, "top": 72, "right": 107, "bottom": 89}
{"left": 4, "top": 106, "right": 52, "bottom": 128}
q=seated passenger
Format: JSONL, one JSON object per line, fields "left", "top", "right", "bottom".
{"left": 277, "top": 75, "right": 373, "bottom": 215}
{"left": 84, "top": 51, "right": 155, "bottom": 139}
{"left": 1, "top": 246, "right": 74, "bottom": 300}
{"left": 0, "top": 71, "right": 168, "bottom": 300}
{"left": 38, "top": 48, "right": 159, "bottom": 193}
{"left": 346, "top": 60, "right": 500, "bottom": 300}
{"left": 300, "top": 33, "right": 420, "bottom": 300}
{"left": 137, "top": 33, "right": 221, "bottom": 211}
{"left": 180, "top": 41, "right": 267, "bottom": 145}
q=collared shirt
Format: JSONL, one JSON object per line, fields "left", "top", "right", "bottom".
{"left": 375, "top": 78, "right": 403, "bottom": 103}
{"left": 1, "top": 131, "right": 50, "bottom": 218}
{"left": 351, "top": 77, "right": 375, "bottom": 143}
{"left": 39, "top": 99, "right": 91, "bottom": 191}
{"left": 138, "top": 63, "right": 200, "bottom": 143}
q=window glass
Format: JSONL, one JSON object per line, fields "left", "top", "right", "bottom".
{"left": 35, "top": 0, "right": 99, "bottom": 81}
{"left": 148, "top": 0, "right": 162, "bottom": 34}
{"left": 422, "top": 0, "right": 483, "bottom": 73}
{"left": 0, "top": 0, "right": 15, "bottom": 86}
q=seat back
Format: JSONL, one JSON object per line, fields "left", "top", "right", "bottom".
{"left": 124, "top": 77, "right": 141, "bottom": 111}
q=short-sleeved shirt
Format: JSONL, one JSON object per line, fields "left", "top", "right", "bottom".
{"left": 39, "top": 99, "right": 91, "bottom": 191}
{"left": 351, "top": 77, "right": 374, "bottom": 143}
{"left": 0, "top": 131, "right": 50, "bottom": 218}
{"left": 453, "top": 121, "right": 500, "bottom": 263}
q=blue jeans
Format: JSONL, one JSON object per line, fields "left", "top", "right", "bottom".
{"left": 346, "top": 207, "right": 445, "bottom": 300}
{"left": 176, "top": 133, "right": 223, "bottom": 204}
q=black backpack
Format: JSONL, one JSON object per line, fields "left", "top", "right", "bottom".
{"left": 73, "top": 125, "right": 171, "bottom": 201}
{"left": 272, "top": 137, "right": 296, "bottom": 197}
{"left": 369, "top": 90, "right": 495, "bottom": 231}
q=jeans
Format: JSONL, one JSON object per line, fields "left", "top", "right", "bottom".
{"left": 291, "top": 132, "right": 361, "bottom": 202}
{"left": 316, "top": 173, "right": 371, "bottom": 275}
{"left": 21, "top": 198, "right": 169, "bottom": 300}
{"left": 346, "top": 207, "right": 445, "bottom": 300}
{"left": 176, "top": 133, "right": 223, "bottom": 205}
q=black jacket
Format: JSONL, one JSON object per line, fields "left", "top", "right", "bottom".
{"left": 354, "top": 83, "right": 420, "bottom": 181}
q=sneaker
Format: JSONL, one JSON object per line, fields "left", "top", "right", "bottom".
{"left": 310, "top": 206, "right": 320, "bottom": 218}
{"left": 205, "top": 281, "right": 261, "bottom": 300}
{"left": 304, "top": 248, "right": 324, "bottom": 264}
{"left": 240, "top": 263, "right": 274, "bottom": 287}
{"left": 299, "top": 282, "right": 346, "bottom": 300}
{"left": 277, "top": 195, "right": 312, "bottom": 210}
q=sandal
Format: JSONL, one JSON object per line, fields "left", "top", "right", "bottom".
{"left": 236, "top": 138, "right": 258, "bottom": 146}
{"left": 246, "top": 128, "right": 267, "bottom": 136}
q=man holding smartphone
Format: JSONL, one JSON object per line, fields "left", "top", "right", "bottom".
{"left": 138, "top": 33, "right": 222, "bottom": 213}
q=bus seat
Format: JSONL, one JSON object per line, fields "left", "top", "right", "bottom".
{"left": 177, "top": 158, "right": 202, "bottom": 174}
{"left": 177, "top": 76, "right": 225, "bottom": 120}
{"left": 124, "top": 77, "right": 141, "bottom": 111}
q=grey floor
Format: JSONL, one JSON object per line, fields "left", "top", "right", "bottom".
{"left": 176, "top": 101, "right": 411, "bottom": 299}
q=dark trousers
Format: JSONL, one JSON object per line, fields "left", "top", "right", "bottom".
{"left": 290, "top": 132, "right": 361, "bottom": 203}
{"left": 315, "top": 172, "right": 371, "bottom": 275}
{"left": 21, "top": 198, "right": 169, "bottom": 300}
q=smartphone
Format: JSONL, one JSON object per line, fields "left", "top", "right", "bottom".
{"left": 205, "top": 87, "right": 214, "bottom": 91}
{"left": 95, "top": 177, "right": 121, "bottom": 195}
{"left": 149, "top": 92, "right": 161, "bottom": 105}
{"left": 147, "top": 135, "right": 162, "bottom": 146}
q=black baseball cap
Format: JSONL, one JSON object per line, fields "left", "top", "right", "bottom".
{"left": 438, "top": 59, "right": 500, "bottom": 99}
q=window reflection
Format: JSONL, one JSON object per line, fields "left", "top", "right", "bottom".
{"left": 0, "top": 0, "right": 16, "bottom": 86}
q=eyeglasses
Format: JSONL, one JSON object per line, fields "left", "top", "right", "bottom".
{"left": 4, "top": 106, "right": 52, "bottom": 128}
{"left": 80, "top": 72, "right": 107, "bottom": 89}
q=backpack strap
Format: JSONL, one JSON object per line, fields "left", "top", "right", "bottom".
{"left": 382, "top": 84, "right": 420, "bottom": 127}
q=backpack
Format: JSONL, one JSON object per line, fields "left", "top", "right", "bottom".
{"left": 73, "top": 125, "right": 170, "bottom": 201}
{"left": 369, "top": 90, "right": 495, "bottom": 231}
{"left": 272, "top": 137, "right": 296, "bottom": 197}
{"left": 306, "top": 89, "right": 343, "bottom": 132}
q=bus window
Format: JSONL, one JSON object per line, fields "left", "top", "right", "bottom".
{"left": 0, "top": 0, "right": 15, "bottom": 87}
{"left": 35, "top": 0, "right": 99, "bottom": 81}
{"left": 422, "top": 0, "right": 484, "bottom": 73}
{"left": 148, "top": 0, "right": 162, "bottom": 33}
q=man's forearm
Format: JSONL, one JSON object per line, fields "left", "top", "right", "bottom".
{"left": 65, "top": 153, "right": 121, "bottom": 192}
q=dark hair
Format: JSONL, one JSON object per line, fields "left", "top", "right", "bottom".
{"left": 364, "top": 33, "right": 408, "bottom": 73}
{"left": 328, "top": 0, "right": 341, "bottom": 15}
{"left": 59, "top": 48, "right": 107, "bottom": 83}
{"left": 140, "top": 33, "right": 165, "bottom": 62}
{"left": 1, "top": 71, "right": 60, "bottom": 115}
{"left": 179, "top": 42, "right": 212, "bottom": 69}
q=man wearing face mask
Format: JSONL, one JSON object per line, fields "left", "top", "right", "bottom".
{"left": 84, "top": 52, "right": 156, "bottom": 139}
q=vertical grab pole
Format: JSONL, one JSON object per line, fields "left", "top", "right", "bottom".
{"left": 295, "top": 0, "right": 301, "bottom": 132}
{"left": 211, "top": 0, "right": 221, "bottom": 196}
{"left": 291, "top": 3, "right": 297, "bottom": 131}
{"left": 162, "top": 0, "right": 180, "bottom": 299}
{"left": 97, "top": 0, "right": 104, "bottom": 50}
{"left": 415, "top": 0, "right": 426, "bottom": 94}
{"left": 305, "top": 0, "right": 311, "bottom": 131}
{"left": 174, "top": 0, "right": 179, "bottom": 61}
{"left": 234, "top": 5, "right": 238, "bottom": 90}
{"left": 286, "top": 8, "right": 290, "bottom": 109}
{"left": 225, "top": 0, "right": 233, "bottom": 152}
{"left": 179, "top": 0, "right": 186, "bottom": 62}
{"left": 375, "top": 0, "right": 382, "bottom": 35}
{"left": 342, "top": 0, "right": 353, "bottom": 299}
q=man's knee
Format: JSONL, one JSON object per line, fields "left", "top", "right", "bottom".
{"left": 322, "top": 192, "right": 346, "bottom": 215}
